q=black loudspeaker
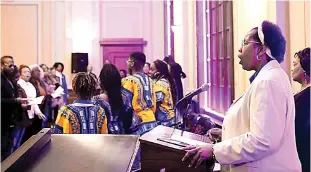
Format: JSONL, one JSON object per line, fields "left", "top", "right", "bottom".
{"left": 71, "top": 53, "right": 88, "bottom": 73}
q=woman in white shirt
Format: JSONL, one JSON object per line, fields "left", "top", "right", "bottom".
{"left": 18, "top": 65, "right": 45, "bottom": 142}
{"left": 182, "top": 21, "right": 301, "bottom": 172}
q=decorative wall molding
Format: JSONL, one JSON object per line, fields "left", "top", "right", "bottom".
{"left": 1, "top": 1, "right": 42, "bottom": 64}
{"left": 100, "top": 38, "right": 147, "bottom": 46}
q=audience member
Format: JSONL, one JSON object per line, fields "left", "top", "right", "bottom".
{"left": 292, "top": 47, "right": 310, "bottom": 172}
{"left": 87, "top": 65, "right": 93, "bottom": 74}
{"left": 30, "top": 65, "right": 50, "bottom": 127}
{"left": 40, "top": 64, "right": 50, "bottom": 74}
{"left": 53, "top": 62, "right": 68, "bottom": 105}
{"left": 18, "top": 65, "right": 45, "bottom": 143}
{"left": 9, "top": 65, "right": 31, "bottom": 153}
{"left": 1, "top": 56, "right": 24, "bottom": 161}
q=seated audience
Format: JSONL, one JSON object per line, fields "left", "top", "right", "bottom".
{"left": 292, "top": 47, "right": 310, "bottom": 172}
{"left": 149, "top": 60, "right": 177, "bottom": 126}
{"left": 54, "top": 72, "right": 108, "bottom": 134}
{"left": 94, "top": 64, "right": 132, "bottom": 134}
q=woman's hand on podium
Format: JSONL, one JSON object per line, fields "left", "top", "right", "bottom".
{"left": 181, "top": 144, "right": 214, "bottom": 168}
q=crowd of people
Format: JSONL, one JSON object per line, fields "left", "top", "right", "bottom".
{"left": 0, "top": 52, "right": 187, "bottom": 171}
{"left": 1, "top": 20, "right": 310, "bottom": 172}
{"left": 1, "top": 60, "right": 68, "bottom": 161}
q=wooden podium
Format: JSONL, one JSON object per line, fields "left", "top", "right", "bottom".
{"left": 2, "top": 129, "right": 139, "bottom": 172}
{"left": 140, "top": 125, "right": 220, "bottom": 172}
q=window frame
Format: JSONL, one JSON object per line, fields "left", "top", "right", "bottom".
{"left": 196, "top": 0, "right": 234, "bottom": 115}
{"left": 164, "top": 0, "right": 174, "bottom": 56}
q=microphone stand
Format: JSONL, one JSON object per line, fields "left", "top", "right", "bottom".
{"left": 174, "top": 95, "right": 194, "bottom": 131}
{"left": 181, "top": 103, "right": 191, "bottom": 136}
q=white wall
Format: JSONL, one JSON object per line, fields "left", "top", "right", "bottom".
{"left": 288, "top": 1, "right": 310, "bottom": 92}
{"left": 1, "top": 1, "right": 165, "bottom": 89}
{"left": 172, "top": 0, "right": 197, "bottom": 94}
{"left": 1, "top": 1, "right": 41, "bottom": 66}
{"left": 100, "top": 1, "right": 164, "bottom": 64}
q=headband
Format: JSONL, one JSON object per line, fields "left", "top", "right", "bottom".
{"left": 258, "top": 24, "right": 276, "bottom": 60}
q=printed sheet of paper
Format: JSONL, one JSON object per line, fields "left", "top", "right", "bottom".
{"left": 51, "top": 86, "right": 64, "bottom": 98}
{"left": 214, "top": 163, "right": 221, "bottom": 171}
{"left": 28, "top": 96, "right": 44, "bottom": 105}
{"left": 170, "top": 134, "right": 207, "bottom": 146}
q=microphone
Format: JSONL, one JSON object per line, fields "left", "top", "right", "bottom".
{"left": 178, "top": 83, "right": 209, "bottom": 104}
{"left": 173, "top": 83, "right": 209, "bottom": 128}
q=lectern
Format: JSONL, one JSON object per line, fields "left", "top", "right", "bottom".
{"left": 1, "top": 129, "right": 139, "bottom": 172}
{"left": 140, "top": 125, "right": 220, "bottom": 172}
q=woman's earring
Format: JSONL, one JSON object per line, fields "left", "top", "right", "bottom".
{"left": 256, "top": 55, "right": 261, "bottom": 60}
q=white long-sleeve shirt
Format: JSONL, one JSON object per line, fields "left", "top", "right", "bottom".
{"left": 18, "top": 79, "right": 43, "bottom": 119}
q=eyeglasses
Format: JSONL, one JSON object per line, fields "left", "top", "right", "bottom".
{"left": 294, "top": 52, "right": 299, "bottom": 58}
{"left": 4, "top": 63, "right": 15, "bottom": 68}
{"left": 241, "top": 40, "right": 261, "bottom": 47}
{"left": 126, "top": 60, "right": 134, "bottom": 64}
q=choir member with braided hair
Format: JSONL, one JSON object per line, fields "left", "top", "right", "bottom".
{"left": 149, "top": 60, "right": 177, "bottom": 126}
{"left": 54, "top": 72, "right": 108, "bottom": 134}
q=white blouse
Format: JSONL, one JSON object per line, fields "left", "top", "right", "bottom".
{"left": 18, "top": 79, "right": 43, "bottom": 119}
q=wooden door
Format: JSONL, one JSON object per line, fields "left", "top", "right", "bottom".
{"left": 100, "top": 38, "right": 147, "bottom": 72}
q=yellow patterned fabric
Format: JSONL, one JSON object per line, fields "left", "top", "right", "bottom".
{"left": 54, "top": 100, "right": 108, "bottom": 134}
{"left": 154, "top": 78, "right": 175, "bottom": 121}
{"left": 122, "top": 73, "right": 156, "bottom": 124}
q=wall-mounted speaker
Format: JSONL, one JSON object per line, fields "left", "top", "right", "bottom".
{"left": 71, "top": 53, "right": 88, "bottom": 73}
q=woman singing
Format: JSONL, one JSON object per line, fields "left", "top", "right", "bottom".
{"left": 182, "top": 21, "right": 301, "bottom": 172}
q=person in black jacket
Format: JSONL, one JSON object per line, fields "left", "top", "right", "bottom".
{"left": 163, "top": 55, "right": 186, "bottom": 101}
{"left": 292, "top": 47, "right": 310, "bottom": 172}
{"left": 1, "top": 56, "right": 26, "bottom": 161}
